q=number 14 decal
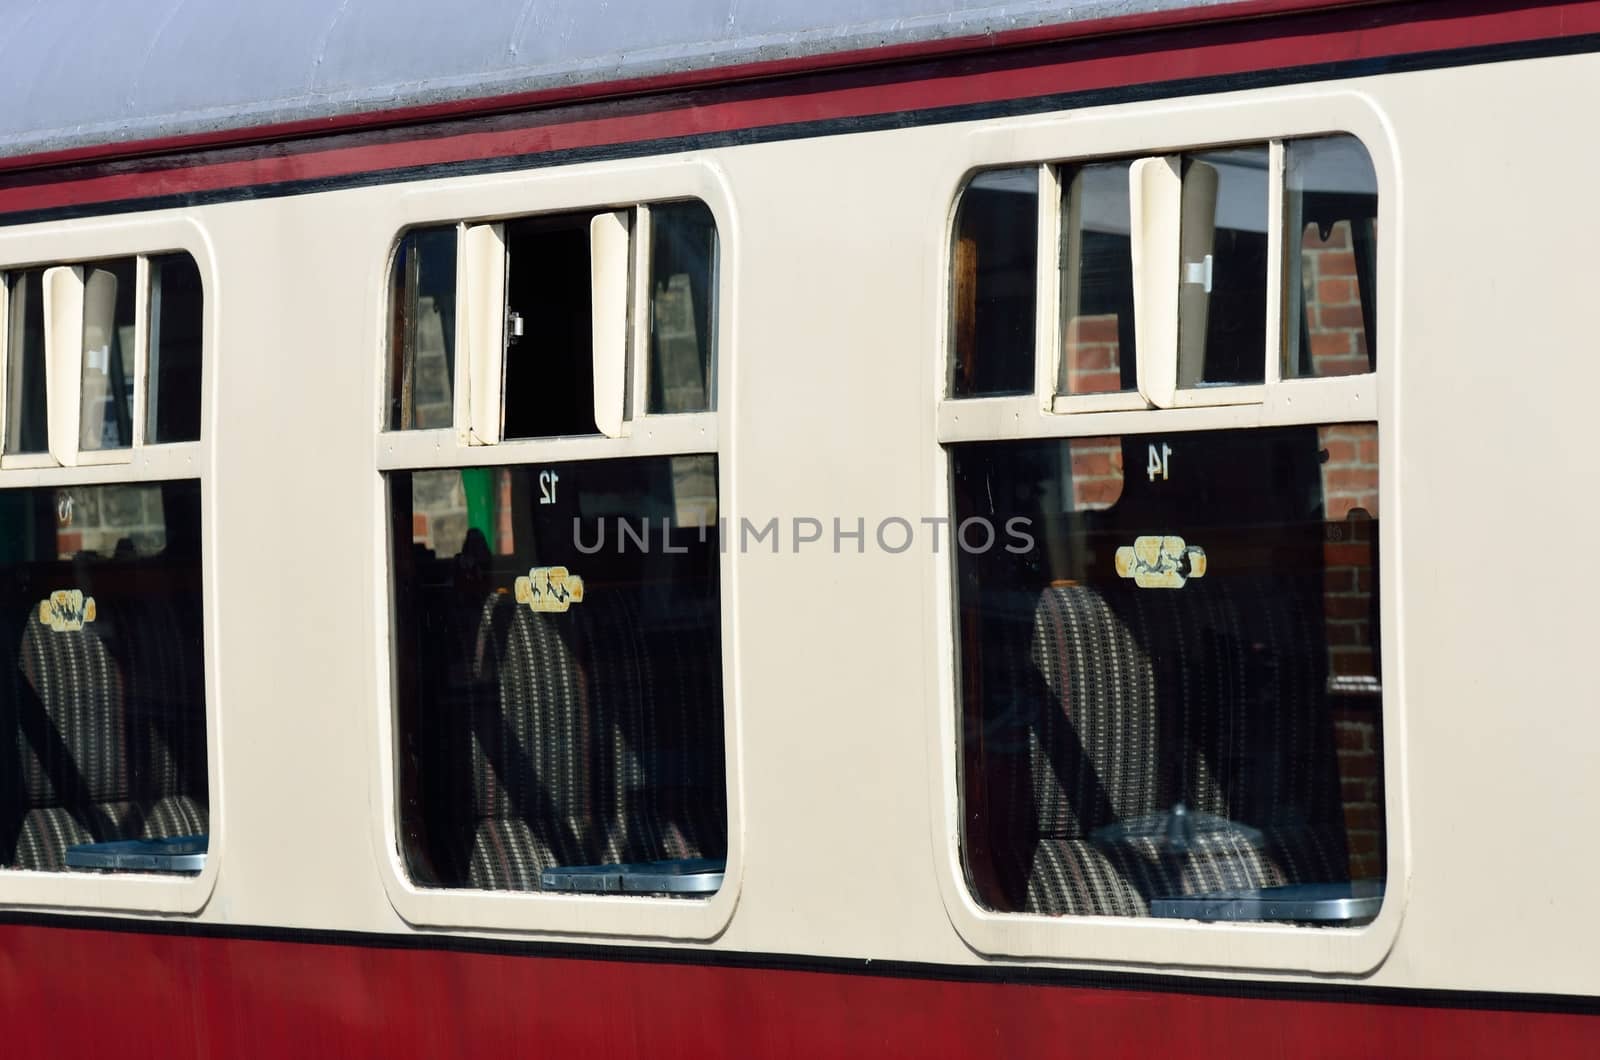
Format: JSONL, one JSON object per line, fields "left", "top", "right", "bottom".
{"left": 1147, "top": 443, "right": 1172, "bottom": 482}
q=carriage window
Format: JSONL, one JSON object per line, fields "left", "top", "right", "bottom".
{"left": 388, "top": 227, "right": 459, "bottom": 432}
{"left": 1059, "top": 161, "right": 1137, "bottom": 396}
{"left": 951, "top": 168, "right": 1037, "bottom": 398}
{"left": 389, "top": 456, "right": 726, "bottom": 895}
{"left": 648, "top": 202, "right": 718, "bottom": 414}
{"left": 77, "top": 259, "right": 138, "bottom": 452}
{"left": 146, "top": 253, "right": 205, "bottom": 444}
{"left": 952, "top": 425, "right": 1383, "bottom": 924}
{"left": 956, "top": 136, "right": 1376, "bottom": 410}
{"left": 1285, "top": 136, "right": 1378, "bottom": 378}
{"left": 5, "top": 253, "right": 204, "bottom": 459}
{"left": 4, "top": 269, "right": 47, "bottom": 456}
{"left": 1177, "top": 146, "right": 1269, "bottom": 388}
{"left": 0, "top": 479, "right": 209, "bottom": 872}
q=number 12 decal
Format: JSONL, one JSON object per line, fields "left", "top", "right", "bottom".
{"left": 1147, "top": 443, "right": 1172, "bottom": 482}
{"left": 539, "top": 470, "right": 560, "bottom": 505}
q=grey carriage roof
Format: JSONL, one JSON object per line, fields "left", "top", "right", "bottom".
{"left": 0, "top": 0, "right": 1238, "bottom": 160}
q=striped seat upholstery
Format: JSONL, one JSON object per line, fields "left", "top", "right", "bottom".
{"left": 415, "top": 588, "right": 726, "bottom": 891}
{"left": 977, "top": 577, "right": 1348, "bottom": 916}
{"left": 597, "top": 597, "right": 727, "bottom": 866}
{"left": 0, "top": 590, "right": 209, "bottom": 871}
{"left": 424, "top": 591, "right": 592, "bottom": 890}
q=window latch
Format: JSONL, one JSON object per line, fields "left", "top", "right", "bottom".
{"left": 1182, "top": 254, "right": 1213, "bottom": 293}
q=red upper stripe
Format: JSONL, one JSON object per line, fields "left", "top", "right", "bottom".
{"left": 0, "top": 0, "right": 1595, "bottom": 216}
{"left": 0, "top": 0, "right": 1389, "bottom": 175}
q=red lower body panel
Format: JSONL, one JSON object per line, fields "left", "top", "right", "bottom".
{"left": 0, "top": 922, "right": 1595, "bottom": 1058}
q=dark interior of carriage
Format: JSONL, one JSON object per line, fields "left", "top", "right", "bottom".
{"left": 952, "top": 428, "right": 1384, "bottom": 921}
{"left": 389, "top": 457, "right": 727, "bottom": 894}
{"left": 0, "top": 480, "right": 209, "bottom": 871}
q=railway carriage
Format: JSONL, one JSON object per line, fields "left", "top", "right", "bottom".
{"left": 0, "top": 0, "right": 1597, "bottom": 1055}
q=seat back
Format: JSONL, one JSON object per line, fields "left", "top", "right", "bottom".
{"left": 596, "top": 595, "right": 726, "bottom": 865}
{"left": 413, "top": 584, "right": 726, "bottom": 891}
{"left": 0, "top": 585, "right": 208, "bottom": 870}
{"left": 977, "top": 577, "right": 1348, "bottom": 916}
{"left": 420, "top": 590, "right": 591, "bottom": 890}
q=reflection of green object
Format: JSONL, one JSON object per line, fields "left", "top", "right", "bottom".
{"left": 462, "top": 467, "right": 495, "bottom": 545}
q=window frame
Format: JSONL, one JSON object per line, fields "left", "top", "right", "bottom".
{"left": 368, "top": 158, "right": 743, "bottom": 941}
{"left": 927, "top": 92, "right": 1405, "bottom": 974}
{"left": 0, "top": 215, "right": 219, "bottom": 915}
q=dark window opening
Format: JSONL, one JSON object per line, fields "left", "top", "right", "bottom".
{"left": 503, "top": 215, "right": 597, "bottom": 440}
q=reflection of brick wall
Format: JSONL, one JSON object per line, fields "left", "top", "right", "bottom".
{"left": 1318, "top": 423, "right": 1378, "bottom": 685}
{"left": 1062, "top": 314, "right": 1123, "bottom": 395}
{"left": 1334, "top": 701, "right": 1384, "bottom": 881}
{"left": 1068, "top": 436, "right": 1123, "bottom": 510}
{"left": 1318, "top": 421, "right": 1382, "bottom": 881}
{"left": 1301, "top": 221, "right": 1370, "bottom": 377}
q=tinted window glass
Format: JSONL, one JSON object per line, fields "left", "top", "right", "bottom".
{"left": 1178, "top": 147, "right": 1269, "bottom": 387}
{"left": 0, "top": 479, "right": 208, "bottom": 870}
{"left": 78, "top": 259, "right": 138, "bottom": 452}
{"left": 648, "top": 202, "right": 718, "bottom": 415}
{"left": 952, "top": 168, "right": 1037, "bottom": 398}
{"left": 390, "top": 455, "right": 726, "bottom": 894}
{"left": 952, "top": 425, "right": 1382, "bottom": 923}
{"left": 5, "top": 270, "right": 47, "bottom": 456}
{"left": 1285, "top": 136, "right": 1379, "bottom": 378}
{"left": 388, "top": 227, "right": 458, "bottom": 431}
{"left": 1059, "top": 161, "right": 1137, "bottom": 396}
{"left": 146, "top": 253, "right": 204, "bottom": 444}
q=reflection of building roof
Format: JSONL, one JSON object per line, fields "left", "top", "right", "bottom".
{"left": 0, "top": 1, "right": 1245, "bottom": 161}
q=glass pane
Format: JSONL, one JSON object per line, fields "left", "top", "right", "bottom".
{"left": 388, "top": 227, "right": 457, "bottom": 431}
{"left": 78, "top": 259, "right": 138, "bottom": 452}
{"left": 1286, "top": 136, "right": 1378, "bottom": 378}
{"left": 952, "top": 425, "right": 1383, "bottom": 922}
{"left": 1178, "top": 146, "right": 1269, "bottom": 387}
{"left": 951, "top": 168, "right": 1037, "bottom": 398}
{"left": 648, "top": 202, "right": 717, "bottom": 414}
{"left": 1058, "top": 161, "right": 1136, "bottom": 396}
{"left": 0, "top": 479, "right": 208, "bottom": 870}
{"left": 503, "top": 214, "right": 598, "bottom": 439}
{"left": 5, "top": 270, "right": 47, "bottom": 455}
{"left": 147, "top": 253, "right": 204, "bottom": 444}
{"left": 390, "top": 455, "right": 726, "bottom": 894}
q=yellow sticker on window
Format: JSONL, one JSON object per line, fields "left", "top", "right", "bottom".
{"left": 1114, "top": 536, "right": 1207, "bottom": 589}
{"left": 514, "top": 567, "right": 585, "bottom": 613}
{"left": 38, "top": 589, "right": 97, "bottom": 632}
